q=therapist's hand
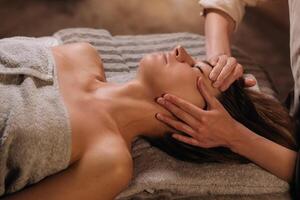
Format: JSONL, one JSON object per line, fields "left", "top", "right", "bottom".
{"left": 207, "top": 54, "right": 256, "bottom": 91}
{"left": 155, "top": 77, "right": 239, "bottom": 148}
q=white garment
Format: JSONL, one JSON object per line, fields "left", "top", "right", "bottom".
{"left": 288, "top": 0, "right": 300, "bottom": 116}
{"left": 198, "top": 0, "right": 262, "bottom": 30}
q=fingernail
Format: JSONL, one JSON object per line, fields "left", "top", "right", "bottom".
{"left": 157, "top": 97, "right": 165, "bottom": 104}
{"left": 156, "top": 113, "right": 162, "bottom": 119}
{"left": 164, "top": 94, "right": 171, "bottom": 100}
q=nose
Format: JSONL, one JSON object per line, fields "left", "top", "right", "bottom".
{"left": 174, "top": 46, "right": 195, "bottom": 67}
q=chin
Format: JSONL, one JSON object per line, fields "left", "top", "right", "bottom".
{"left": 140, "top": 53, "right": 165, "bottom": 68}
{"left": 137, "top": 54, "right": 164, "bottom": 83}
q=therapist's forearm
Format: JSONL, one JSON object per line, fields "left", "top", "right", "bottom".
{"left": 204, "top": 9, "right": 235, "bottom": 59}
{"left": 230, "top": 123, "right": 297, "bottom": 182}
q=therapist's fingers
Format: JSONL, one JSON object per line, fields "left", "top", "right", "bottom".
{"left": 219, "top": 63, "right": 243, "bottom": 91}
{"left": 209, "top": 55, "right": 227, "bottom": 81}
{"left": 208, "top": 55, "right": 219, "bottom": 66}
{"left": 218, "top": 75, "right": 257, "bottom": 92}
{"left": 213, "top": 57, "right": 237, "bottom": 88}
{"left": 156, "top": 97, "right": 199, "bottom": 128}
{"left": 172, "top": 133, "right": 218, "bottom": 148}
{"left": 155, "top": 113, "right": 198, "bottom": 137}
{"left": 160, "top": 94, "right": 206, "bottom": 120}
{"left": 231, "top": 63, "right": 244, "bottom": 80}
{"left": 219, "top": 72, "right": 236, "bottom": 92}
{"left": 171, "top": 134, "right": 202, "bottom": 147}
{"left": 244, "top": 77, "right": 257, "bottom": 87}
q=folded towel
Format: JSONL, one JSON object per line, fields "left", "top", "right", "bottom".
{"left": 0, "top": 37, "right": 71, "bottom": 196}
{"left": 116, "top": 138, "right": 289, "bottom": 199}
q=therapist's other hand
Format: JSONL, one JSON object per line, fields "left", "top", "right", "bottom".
{"left": 207, "top": 54, "right": 256, "bottom": 91}
{"left": 155, "top": 77, "right": 239, "bottom": 148}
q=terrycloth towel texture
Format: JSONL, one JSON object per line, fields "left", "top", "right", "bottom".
{"left": 54, "top": 28, "right": 289, "bottom": 199}
{"left": 0, "top": 37, "right": 71, "bottom": 196}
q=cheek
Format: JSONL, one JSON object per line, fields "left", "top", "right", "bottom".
{"left": 179, "top": 86, "right": 205, "bottom": 108}
{"left": 138, "top": 58, "right": 208, "bottom": 108}
{"left": 166, "top": 72, "right": 205, "bottom": 107}
{"left": 163, "top": 69, "right": 194, "bottom": 89}
{"left": 202, "top": 77, "right": 220, "bottom": 97}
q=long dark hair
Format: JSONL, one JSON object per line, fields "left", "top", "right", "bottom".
{"left": 145, "top": 78, "right": 298, "bottom": 163}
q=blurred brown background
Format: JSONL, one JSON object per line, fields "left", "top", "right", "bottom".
{"left": 0, "top": 0, "right": 291, "bottom": 101}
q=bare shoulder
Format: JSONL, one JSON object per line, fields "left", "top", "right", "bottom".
{"left": 81, "top": 134, "right": 133, "bottom": 192}
{"left": 95, "top": 136, "right": 133, "bottom": 176}
{"left": 52, "top": 42, "right": 106, "bottom": 81}
{"left": 52, "top": 42, "right": 99, "bottom": 61}
{"left": 52, "top": 42, "right": 97, "bottom": 57}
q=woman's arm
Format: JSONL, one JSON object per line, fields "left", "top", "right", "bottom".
{"left": 201, "top": 2, "right": 259, "bottom": 91}
{"left": 204, "top": 9, "right": 235, "bottom": 59}
{"left": 201, "top": 4, "right": 297, "bottom": 182}
{"left": 155, "top": 78, "right": 297, "bottom": 182}
{"left": 202, "top": 9, "right": 250, "bottom": 91}
{"left": 201, "top": 0, "right": 261, "bottom": 58}
{"left": 230, "top": 122, "right": 297, "bottom": 182}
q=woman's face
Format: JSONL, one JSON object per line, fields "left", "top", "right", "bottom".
{"left": 137, "top": 46, "right": 220, "bottom": 108}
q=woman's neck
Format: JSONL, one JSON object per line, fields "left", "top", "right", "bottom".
{"left": 94, "top": 79, "right": 169, "bottom": 147}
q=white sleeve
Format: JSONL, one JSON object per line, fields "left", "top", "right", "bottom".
{"left": 199, "top": 0, "right": 261, "bottom": 31}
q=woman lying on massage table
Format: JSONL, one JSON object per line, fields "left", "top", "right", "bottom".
{"left": 1, "top": 43, "right": 297, "bottom": 200}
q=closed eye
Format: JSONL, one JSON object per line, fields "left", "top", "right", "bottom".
{"left": 194, "top": 65, "right": 204, "bottom": 73}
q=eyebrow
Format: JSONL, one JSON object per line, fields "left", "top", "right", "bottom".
{"left": 195, "top": 65, "right": 204, "bottom": 74}
{"left": 202, "top": 60, "right": 214, "bottom": 68}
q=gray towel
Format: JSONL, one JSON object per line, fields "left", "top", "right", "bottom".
{"left": 0, "top": 37, "right": 71, "bottom": 196}
{"left": 117, "top": 138, "right": 290, "bottom": 200}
